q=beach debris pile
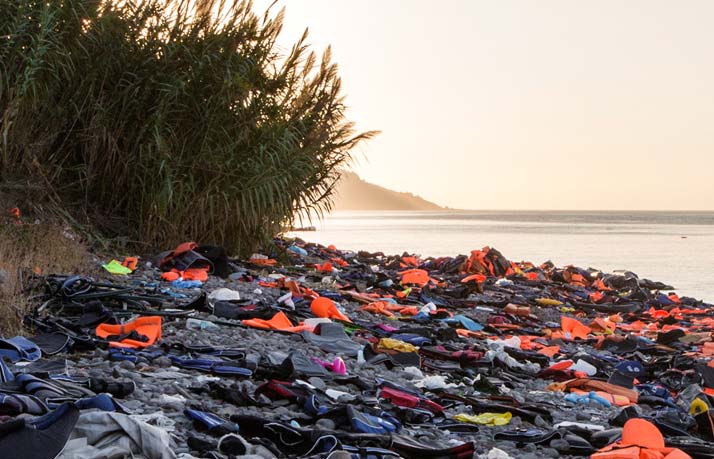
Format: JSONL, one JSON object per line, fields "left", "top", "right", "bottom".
{"left": 3, "top": 238, "right": 714, "bottom": 458}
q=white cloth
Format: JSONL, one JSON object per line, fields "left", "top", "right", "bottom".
{"left": 57, "top": 411, "right": 176, "bottom": 459}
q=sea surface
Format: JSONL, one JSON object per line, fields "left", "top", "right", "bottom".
{"left": 288, "top": 211, "right": 714, "bottom": 302}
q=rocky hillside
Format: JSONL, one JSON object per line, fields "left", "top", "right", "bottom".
{"left": 332, "top": 171, "right": 443, "bottom": 211}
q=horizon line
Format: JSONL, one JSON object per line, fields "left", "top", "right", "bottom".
{"left": 332, "top": 208, "right": 714, "bottom": 213}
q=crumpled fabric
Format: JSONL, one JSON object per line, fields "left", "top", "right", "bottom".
{"left": 484, "top": 348, "right": 540, "bottom": 375}
{"left": 208, "top": 287, "right": 241, "bottom": 304}
{"left": 377, "top": 338, "right": 418, "bottom": 353}
{"left": 454, "top": 412, "right": 512, "bottom": 426}
{"left": 301, "top": 323, "right": 362, "bottom": 357}
{"left": 102, "top": 260, "right": 132, "bottom": 275}
{"left": 487, "top": 336, "right": 521, "bottom": 350}
{"left": 132, "top": 412, "right": 176, "bottom": 432}
{"left": 415, "top": 375, "right": 458, "bottom": 390}
{"left": 547, "top": 378, "right": 639, "bottom": 403}
{"left": 57, "top": 411, "right": 177, "bottom": 459}
{"left": 592, "top": 418, "right": 691, "bottom": 459}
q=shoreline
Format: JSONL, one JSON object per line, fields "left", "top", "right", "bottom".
{"left": 287, "top": 210, "right": 714, "bottom": 303}
{"left": 4, "top": 237, "right": 714, "bottom": 458}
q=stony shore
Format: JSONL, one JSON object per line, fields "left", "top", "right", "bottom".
{"left": 8, "top": 239, "right": 714, "bottom": 458}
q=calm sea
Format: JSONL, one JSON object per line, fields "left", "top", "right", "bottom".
{"left": 288, "top": 211, "right": 714, "bottom": 302}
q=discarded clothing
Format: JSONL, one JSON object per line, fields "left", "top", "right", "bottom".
{"left": 57, "top": 411, "right": 177, "bottom": 459}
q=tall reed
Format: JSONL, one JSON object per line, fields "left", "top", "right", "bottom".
{"left": 0, "top": 0, "right": 375, "bottom": 254}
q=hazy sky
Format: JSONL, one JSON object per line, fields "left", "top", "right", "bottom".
{"left": 254, "top": 1, "right": 714, "bottom": 210}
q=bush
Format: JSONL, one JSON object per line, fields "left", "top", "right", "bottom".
{"left": 0, "top": 0, "right": 374, "bottom": 254}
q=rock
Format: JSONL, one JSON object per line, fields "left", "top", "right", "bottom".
{"left": 154, "top": 356, "right": 172, "bottom": 368}
{"left": 540, "top": 448, "right": 561, "bottom": 458}
{"left": 118, "top": 360, "right": 135, "bottom": 370}
{"left": 486, "top": 447, "right": 513, "bottom": 459}
{"left": 521, "top": 443, "right": 536, "bottom": 453}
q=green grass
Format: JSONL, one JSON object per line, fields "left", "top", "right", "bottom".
{"left": 0, "top": 0, "right": 375, "bottom": 254}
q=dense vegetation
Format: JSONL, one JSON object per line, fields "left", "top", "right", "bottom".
{"left": 0, "top": 0, "right": 374, "bottom": 254}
